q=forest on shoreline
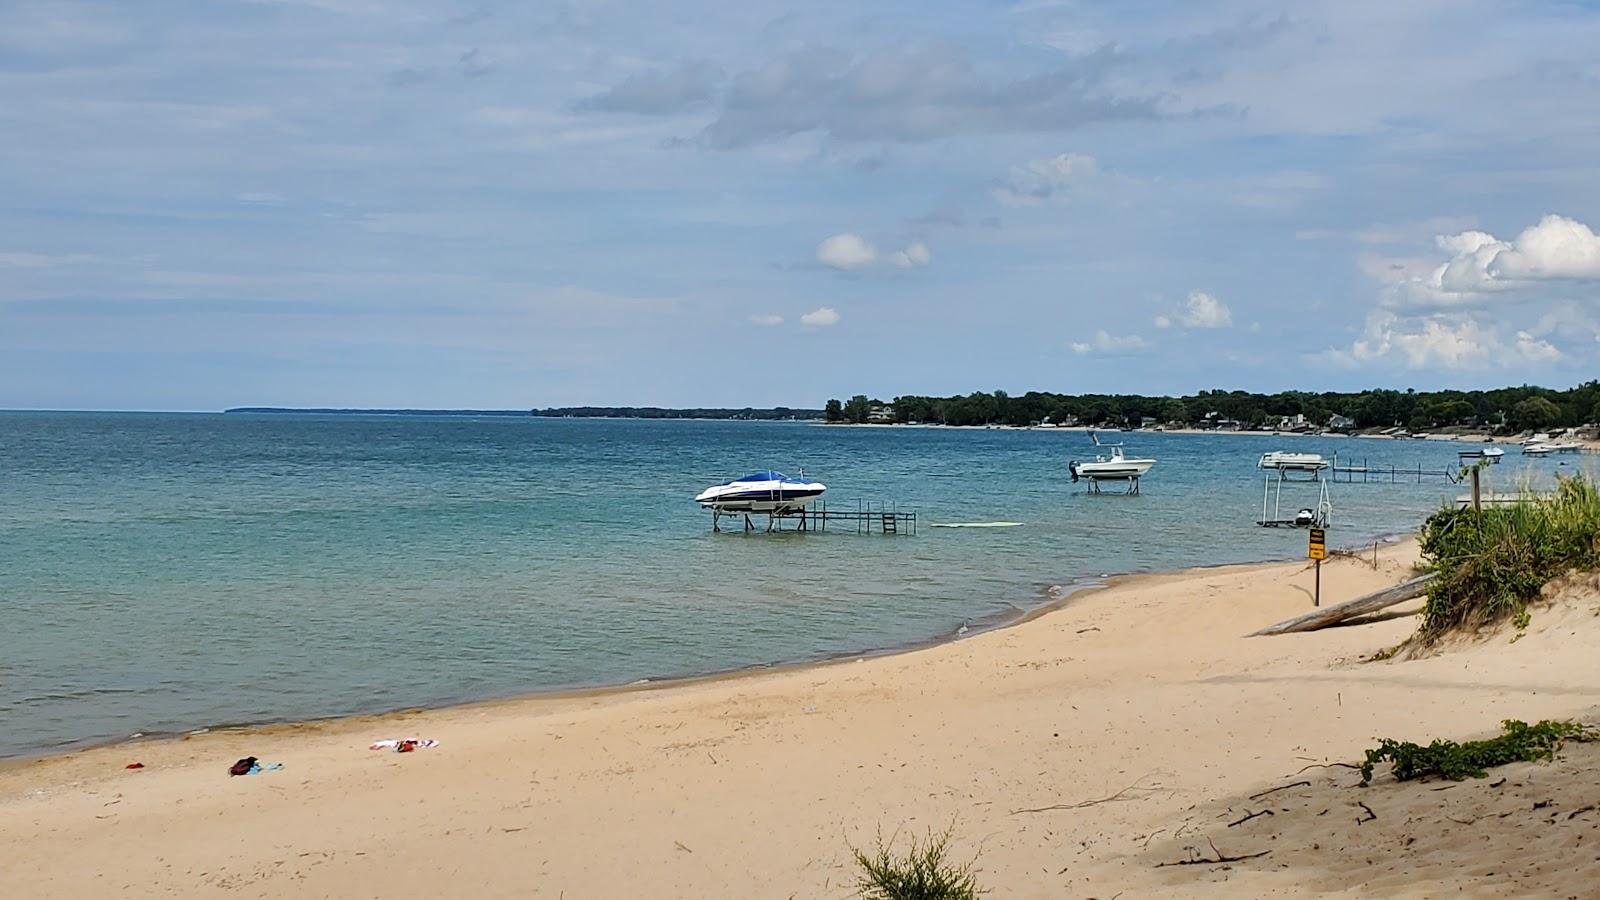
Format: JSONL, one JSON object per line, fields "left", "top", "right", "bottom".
{"left": 824, "top": 383, "right": 1600, "bottom": 431}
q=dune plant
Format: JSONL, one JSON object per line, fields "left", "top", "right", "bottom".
{"left": 1416, "top": 474, "right": 1600, "bottom": 639}
{"left": 851, "top": 825, "right": 981, "bottom": 900}
{"left": 1360, "top": 719, "right": 1591, "bottom": 785}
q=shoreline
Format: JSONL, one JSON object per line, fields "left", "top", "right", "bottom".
{"left": 3, "top": 529, "right": 1417, "bottom": 768}
{"left": 0, "top": 547, "right": 1385, "bottom": 777}
{"left": 1, "top": 572, "right": 1126, "bottom": 768}
{"left": 9, "top": 533, "right": 1600, "bottom": 897}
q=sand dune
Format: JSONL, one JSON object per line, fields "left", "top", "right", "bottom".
{"left": 4, "top": 544, "right": 1599, "bottom": 897}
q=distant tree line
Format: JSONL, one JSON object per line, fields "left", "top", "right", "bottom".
{"left": 823, "top": 383, "right": 1600, "bottom": 432}
{"left": 532, "top": 407, "right": 822, "bottom": 420}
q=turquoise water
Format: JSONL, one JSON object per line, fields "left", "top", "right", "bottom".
{"left": 0, "top": 412, "right": 1580, "bottom": 759}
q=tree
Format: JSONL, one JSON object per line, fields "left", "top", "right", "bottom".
{"left": 843, "top": 394, "right": 872, "bottom": 424}
{"left": 824, "top": 398, "right": 844, "bottom": 423}
{"left": 1509, "top": 396, "right": 1560, "bottom": 432}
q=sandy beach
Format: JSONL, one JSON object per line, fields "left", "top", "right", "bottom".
{"left": 5, "top": 542, "right": 1599, "bottom": 898}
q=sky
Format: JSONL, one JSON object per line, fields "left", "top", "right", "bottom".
{"left": 4, "top": 1, "right": 1600, "bottom": 410}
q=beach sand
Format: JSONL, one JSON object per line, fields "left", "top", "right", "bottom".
{"left": 4, "top": 544, "right": 1599, "bottom": 898}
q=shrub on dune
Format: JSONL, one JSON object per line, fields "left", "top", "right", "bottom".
{"left": 1417, "top": 474, "right": 1600, "bottom": 639}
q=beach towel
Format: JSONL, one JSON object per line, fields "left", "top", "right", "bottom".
{"left": 369, "top": 738, "right": 439, "bottom": 752}
{"left": 228, "top": 757, "right": 284, "bottom": 776}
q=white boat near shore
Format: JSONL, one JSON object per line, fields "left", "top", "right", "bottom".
{"left": 694, "top": 471, "right": 826, "bottom": 513}
{"left": 1258, "top": 451, "right": 1330, "bottom": 472}
{"left": 1458, "top": 446, "right": 1505, "bottom": 463}
{"left": 1069, "top": 433, "right": 1155, "bottom": 493}
{"left": 1525, "top": 441, "right": 1583, "bottom": 456}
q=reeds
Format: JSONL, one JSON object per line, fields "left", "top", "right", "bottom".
{"left": 1418, "top": 473, "right": 1600, "bottom": 639}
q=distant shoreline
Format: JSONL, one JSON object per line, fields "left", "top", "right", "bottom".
{"left": 225, "top": 407, "right": 825, "bottom": 421}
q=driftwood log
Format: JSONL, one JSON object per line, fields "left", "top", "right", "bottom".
{"left": 1250, "top": 573, "right": 1435, "bottom": 636}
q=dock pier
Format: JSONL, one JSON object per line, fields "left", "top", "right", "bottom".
{"left": 1329, "top": 454, "right": 1462, "bottom": 484}
{"left": 712, "top": 500, "right": 917, "bottom": 535}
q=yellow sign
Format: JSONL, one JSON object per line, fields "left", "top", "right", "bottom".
{"left": 1308, "top": 527, "right": 1327, "bottom": 561}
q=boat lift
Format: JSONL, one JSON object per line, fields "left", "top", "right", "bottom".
{"left": 1257, "top": 464, "right": 1332, "bottom": 529}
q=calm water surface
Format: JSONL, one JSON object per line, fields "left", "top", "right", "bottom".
{"left": 0, "top": 412, "right": 1580, "bottom": 758}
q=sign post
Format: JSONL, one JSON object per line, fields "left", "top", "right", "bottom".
{"left": 1308, "top": 527, "right": 1327, "bottom": 607}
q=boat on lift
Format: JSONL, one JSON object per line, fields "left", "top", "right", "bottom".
{"left": 694, "top": 471, "right": 826, "bottom": 513}
{"left": 1069, "top": 432, "right": 1156, "bottom": 492}
{"left": 1258, "top": 451, "right": 1330, "bottom": 472}
{"left": 1525, "top": 440, "right": 1582, "bottom": 456}
{"left": 1458, "top": 446, "right": 1505, "bottom": 464}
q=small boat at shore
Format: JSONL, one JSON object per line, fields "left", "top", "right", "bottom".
{"left": 1524, "top": 441, "right": 1583, "bottom": 456}
{"left": 1258, "top": 451, "right": 1329, "bottom": 472}
{"left": 694, "top": 471, "right": 826, "bottom": 513}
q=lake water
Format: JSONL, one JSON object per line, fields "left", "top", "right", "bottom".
{"left": 0, "top": 412, "right": 1577, "bottom": 759}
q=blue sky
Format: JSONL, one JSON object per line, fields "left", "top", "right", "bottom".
{"left": 4, "top": 0, "right": 1600, "bottom": 410}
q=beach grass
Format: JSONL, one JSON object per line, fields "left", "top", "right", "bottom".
{"left": 1417, "top": 473, "right": 1600, "bottom": 639}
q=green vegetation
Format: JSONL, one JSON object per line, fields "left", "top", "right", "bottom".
{"left": 1360, "top": 719, "right": 1592, "bottom": 785}
{"left": 850, "top": 826, "right": 981, "bottom": 900}
{"left": 824, "top": 382, "right": 1600, "bottom": 431}
{"left": 1417, "top": 476, "right": 1600, "bottom": 639}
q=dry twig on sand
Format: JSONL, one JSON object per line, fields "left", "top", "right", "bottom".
{"left": 1011, "top": 773, "right": 1165, "bottom": 815}
{"left": 1155, "top": 838, "right": 1271, "bottom": 868}
{"left": 1225, "top": 809, "right": 1274, "bottom": 828}
{"left": 1249, "top": 780, "right": 1311, "bottom": 800}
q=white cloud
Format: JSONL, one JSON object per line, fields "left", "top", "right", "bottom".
{"left": 818, "top": 234, "right": 930, "bottom": 271}
{"left": 800, "top": 306, "right": 840, "bottom": 327}
{"left": 1470, "top": 215, "right": 1600, "bottom": 281}
{"left": 816, "top": 233, "right": 877, "bottom": 270}
{"left": 888, "top": 241, "right": 931, "bottom": 268}
{"left": 993, "top": 153, "right": 1101, "bottom": 206}
{"left": 1514, "top": 330, "right": 1564, "bottom": 363}
{"left": 748, "top": 314, "right": 783, "bottom": 326}
{"left": 1330, "top": 310, "right": 1563, "bottom": 371}
{"left": 1069, "top": 330, "right": 1149, "bottom": 354}
{"left": 1159, "top": 290, "right": 1232, "bottom": 329}
{"left": 1380, "top": 215, "right": 1600, "bottom": 309}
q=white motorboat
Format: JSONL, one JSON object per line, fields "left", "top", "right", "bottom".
{"left": 1069, "top": 445, "right": 1155, "bottom": 482}
{"left": 1525, "top": 441, "right": 1583, "bottom": 456}
{"left": 694, "top": 471, "right": 826, "bottom": 513}
{"left": 1458, "top": 446, "right": 1505, "bottom": 463}
{"left": 1069, "top": 433, "right": 1155, "bottom": 492}
{"left": 1258, "top": 451, "right": 1330, "bottom": 472}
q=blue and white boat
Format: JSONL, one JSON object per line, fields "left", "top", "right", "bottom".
{"left": 694, "top": 471, "right": 827, "bottom": 513}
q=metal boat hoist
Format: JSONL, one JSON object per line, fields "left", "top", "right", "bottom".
{"left": 1257, "top": 465, "right": 1332, "bottom": 529}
